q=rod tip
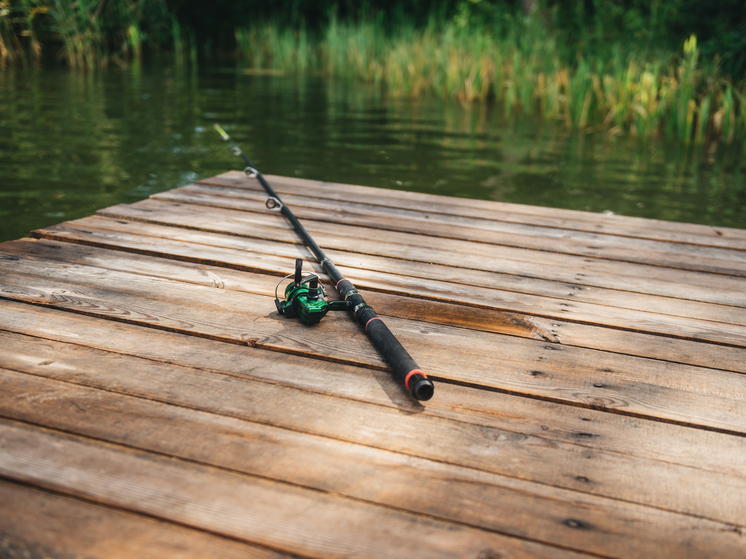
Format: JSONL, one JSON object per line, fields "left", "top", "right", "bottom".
{"left": 214, "top": 123, "right": 229, "bottom": 140}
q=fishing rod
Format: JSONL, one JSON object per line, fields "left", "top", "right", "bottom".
{"left": 215, "top": 124, "right": 434, "bottom": 401}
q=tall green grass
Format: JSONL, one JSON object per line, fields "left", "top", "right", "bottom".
{"left": 2, "top": 2, "right": 744, "bottom": 146}
{"left": 0, "top": 0, "right": 182, "bottom": 68}
{"left": 235, "top": 17, "right": 746, "bottom": 146}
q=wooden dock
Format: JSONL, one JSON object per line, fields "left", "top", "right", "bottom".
{"left": 1, "top": 171, "right": 745, "bottom": 558}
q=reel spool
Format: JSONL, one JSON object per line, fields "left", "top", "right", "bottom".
{"left": 275, "top": 259, "right": 351, "bottom": 325}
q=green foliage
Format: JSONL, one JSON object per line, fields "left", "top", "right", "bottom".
{"left": 0, "top": 0, "right": 179, "bottom": 67}
{"left": 232, "top": 15, "right": 746, "bottom": 146}
{"left": 2, "top": 0, "right": 745, "bottom": 146}
{"left": 540, "top": 0, "right": 746, "bottom": 80}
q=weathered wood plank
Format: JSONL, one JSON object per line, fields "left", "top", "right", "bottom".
{"left": 23, "top": 220, "right": 746, "bottom": 348}
{"left": 203, "top": 172, "right": 746, "bottom": 249}
{"left": 0, "top": 480, "right": 295, "bottom": 559}
{"left": 2, "top": 366, "right": 744, "bottom": 559}
{"left": 2, "top": 257, "right": 745, "bottom": 435}
{"left": 0, "top": 419, "right": 590, "bottom": 559}
{"left": 21, "top": 228, "right": 744, "bottom": 324}
{"left": 7, "top": 237, "right": 746, "bottom": 377}
{"left": 2, "top": 300, "right": 742, "bottom": 480}
{"left": 34, "top": 215, "right": 746, "bottom": 308}
{"left": 1, "top": 324, "right": 745, "bottom": 527}
{"left": 73, "top": 188, "right": 746, "bottom": 321}
{"left": 8, "top": 237, "right": 746, "bottom": 334}
{"left": 97, "top": 198, "right": 746, "bottom": 277}
{"left": 154, "top": 185, "right": 746, "bottom": 270}
{"left": 22, "top": 228, "right": 746, "bottom": 375}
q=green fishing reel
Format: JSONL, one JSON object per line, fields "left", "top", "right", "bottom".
{"left": 275, "top": 259, "right": 351, "bottom": 325}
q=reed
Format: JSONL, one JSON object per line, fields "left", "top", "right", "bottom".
{"left": 0, "top": 2, "right": 13, "bottom": 64}
{"left": 3, "top": 1, "right": 744, "bottom": 146}
{"left": 233, "top": 18, "right": 746, "bottom": 146}
{"left": 1, "top": 0, "right": 180, "bottom": 67}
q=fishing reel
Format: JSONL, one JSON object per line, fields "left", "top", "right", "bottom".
{"left": 275, "top": 259, "right": 351, "bottom": 325}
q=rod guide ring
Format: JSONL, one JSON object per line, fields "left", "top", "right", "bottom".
{"left": 265, "top": 197, "right": 283, "bottom": 210}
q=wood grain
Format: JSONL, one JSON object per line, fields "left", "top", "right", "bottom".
{"left": 3, "top": 170, "right": 745, "bottom": 558}
{"left": 154, "top": 185, "right": 746, "bottom": 270}
{"left": 23, "top": 227, "right": 746, "bottom": 374}
{"left": 0, "top": 419, "right": 590, "bottom": 559}
{"left": 11, "top": 236, "right": 746, "bottom": 327}
{"left": 96, "top": 198, "right": 746, "bottom": 278}
{"left": 1, "top": 328, "right": 745, "bottom": 527}
{"left": 2, "top": 367, "right": 744, "bottom": 559}
{"left": 1, "top": 299, "right": 743, "bottom": 479}
{"left": 202, "top": 172, "right": 746, "bottom": 249}
{"left": 33, "top": 215, "right": 746, "bottom": 307}
{"left": 0, "top": 480, "right": 295, "bottom": 559}
{"left": 1, "top": 254, "right": 745, "bottom": 435}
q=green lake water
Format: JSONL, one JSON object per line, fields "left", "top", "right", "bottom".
{"left": 1, "top": 62, "right": 745, "bottom": 243}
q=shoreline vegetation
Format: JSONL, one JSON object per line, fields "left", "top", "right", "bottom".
{"left": 1, "top": 0, "right": 744, "bottom": 146}
{"left": 236, "top": 20, "right": 745, "bottom": 147}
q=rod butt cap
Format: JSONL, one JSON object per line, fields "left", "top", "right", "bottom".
{"left": 411, "top": 376, "right": 434, "bottom": 401}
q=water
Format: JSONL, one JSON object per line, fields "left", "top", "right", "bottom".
{"left": 1, "top": 62, "right": 745, "bottom": 243}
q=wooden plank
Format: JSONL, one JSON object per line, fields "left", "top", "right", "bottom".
{"left": 1, "top": 324, "right": 745, "bottom": 527}
{"left": 0, "top": 419, "right": 589, "bottom": 559}
{"left": 154, "top": 185, "right": 746, "bottom": 324}
{"left": 22, "top": 228, "right": 746, "bottom": 375}
{"left": 202, "top": 172, "right": 746, "bottom": 249}
{"left": 1, "top": 300, "right": 742, "bottom": 480}
{"left": 23, "top": 220, "right": 746, "bottom": 348}
{"left": 34, "top": 215, "right": 746, "bottom": 308}
{"left": 7, "top": 237, "right": 746, "bottom": 378}
{"left": 2, "top": 366, "right": 744, "bottom": 559}
{"left": 97, "top": 198, "right": 746, "bottom": 278}
{"left": 0, "top": 480, "right": 294, "bottom": 559}
{"left": 154, "top": 184, "right": 746, "bottom": 271}
{"left": 2, "top": 258, "right": 745, "bottom": 435}
{"left": 7, "top": 237, "right": 746, "bottom": 332}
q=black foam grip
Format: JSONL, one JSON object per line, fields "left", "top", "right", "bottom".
{"left": 362, "top": 314, "right": 432, "bottom": 401}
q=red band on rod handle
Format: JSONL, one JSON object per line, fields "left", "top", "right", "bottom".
{"left": 405, "top": 369, "right": 426, "bottom": 390}
{"left": 365, "top": 317, "right": 381, "bottom": 331}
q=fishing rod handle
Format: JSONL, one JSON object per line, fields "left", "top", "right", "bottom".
{"left": 337, "top": 279, "right": 434, "bottom": 401}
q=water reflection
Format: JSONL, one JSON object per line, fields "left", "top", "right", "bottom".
{"left": 1, "top": 62, "right": 744, "bottom": 242}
